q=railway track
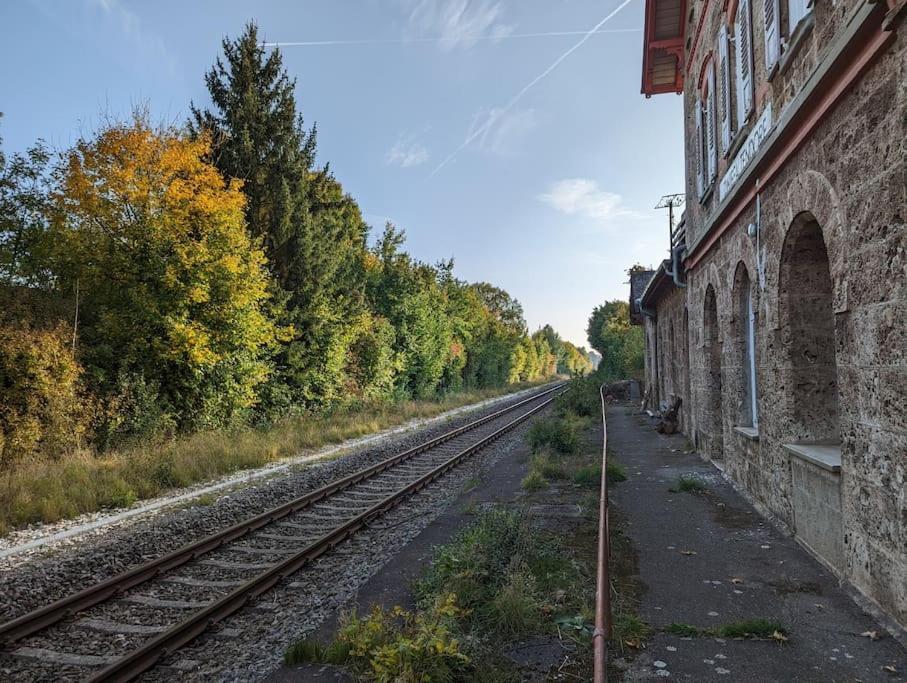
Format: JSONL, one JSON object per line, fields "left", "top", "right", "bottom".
{"left": 0, "top": 383, "right": 563, "bottom": 682}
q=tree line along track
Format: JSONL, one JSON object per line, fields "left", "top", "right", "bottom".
{"left": 0, "top": 383, "right": 564, "bottom": 682}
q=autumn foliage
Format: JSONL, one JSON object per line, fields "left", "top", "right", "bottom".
{"left": 0, "top": 23, "right": 587, "bottom": 479}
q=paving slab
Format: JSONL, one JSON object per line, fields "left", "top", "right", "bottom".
{"left": 608, "top": 404, "right": 906, "bottom": 682}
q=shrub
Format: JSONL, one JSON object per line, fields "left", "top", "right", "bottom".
{"left": 573, "top": 464, "right": 601, "bottom": 488}
{"left": 0, "top": 322, "right": 91, "bottom": 467}
{"left": 528, "top": 417, "right": 579, "bottom": 455}
{"left": 329, "top": 596, "right": 468, "bottom": 681}
{"left": 555, "top": 377, "right": 601, "bottom": 418}
{"left": 530, "top": 451, "right": 567, "bottom": 480}
{"left": 521, "top": 469, "right": 547, "bottom": 491}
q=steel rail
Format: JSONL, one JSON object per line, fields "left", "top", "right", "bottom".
{"left": 87, "top": 390, "right": 562, "bottom": 682}
{"left": 0, "top": 383, "right": 562, "bottom": 647}
{"left": 592, "top": 384, "right": 612, "bottom": 683}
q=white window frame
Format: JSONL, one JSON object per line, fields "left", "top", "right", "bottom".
{"left": 718, "top": 25, "right": 735, "bottom": 155}
{"left": 764, "top": 0, "right": 782, "bottom": 74}
{"left": 695, "top": 97, "right": 705, "bottom": 199}
{"left": 705, "top": 62, "right": 718, "bottom": 184}
{"left": 735, "top": 0, "right": 755, "bottom": 124}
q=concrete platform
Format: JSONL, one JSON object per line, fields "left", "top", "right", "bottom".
{"left": 608, "top": 404, "right": 906, "bottom": 681}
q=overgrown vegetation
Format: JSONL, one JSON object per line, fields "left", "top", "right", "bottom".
{"left": 0, "top": 22, "right": 597, "bottom": 530}
{"left": 287, "top": 509, "right": 593, "bottom": 680}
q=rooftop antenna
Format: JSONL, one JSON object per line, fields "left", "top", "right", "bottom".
{"left": 655, "top": 193, "right": 685, "bottom": 255}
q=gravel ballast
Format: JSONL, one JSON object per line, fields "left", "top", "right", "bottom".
{"left": 0, "top": 386, "right": 557, "bottom": 681}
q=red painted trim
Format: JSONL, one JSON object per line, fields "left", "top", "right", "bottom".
{"left": 687, "top": 0, "right": 713, "bottom": 72}
{"left": 727, "top": 0, "right": 740, "bottom": 25}
{"left": 685, "top": 12, "right": 894, "bottom": 271}
{"left": 697, "top": 51, "right": 715, "bottom": 90}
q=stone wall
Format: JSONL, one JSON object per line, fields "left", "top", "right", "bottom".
{"left": 643, "top": 280, "right": 692, "bottom": 433}
{"left": 657, "top": 0, "right": 906, "bottom": 626}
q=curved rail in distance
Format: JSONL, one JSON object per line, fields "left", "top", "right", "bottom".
{"left": 0, "top": 383, "right": 563, "bottom": 648}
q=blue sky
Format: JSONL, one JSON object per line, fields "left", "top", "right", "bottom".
{"left": 0, "top": 0, "right": 684, "bottom": 347}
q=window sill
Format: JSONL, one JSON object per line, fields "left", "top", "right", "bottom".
{"left": 733, "top": 426, "right": 760, "bottom": 441}
{"left": 783, "top": 441, "right": 842, "bottom": 473}
{"left": 778, "top": 13, "right": 816, "bottom": 77}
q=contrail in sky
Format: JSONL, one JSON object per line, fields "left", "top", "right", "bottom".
{"left": 262, "top": 28, "right": 640, "bottom": 48}
{"left": 428, "top": 0, "right": 637, "bottom": 178}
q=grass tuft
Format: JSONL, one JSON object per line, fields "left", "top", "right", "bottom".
{"left": 606, "top": 460, "right": 627, "bottom": 483}
{"left": 669, "top": 474, "right": 707, "bottom": 493}
{"left": 715, "top": 619, "right": 786, "bottom": 639}
{"left": 663, "top": 619, "right": 788, "bottom": 640}
{"left": 521, "top": 469, "right": 548, "bottom": 491}
{"left": 665, "top": 622, "right": 704, "bottom": 637}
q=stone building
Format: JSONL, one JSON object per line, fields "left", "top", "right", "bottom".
{"left": 638, "top": 0, "right": 906, "bottom": 628}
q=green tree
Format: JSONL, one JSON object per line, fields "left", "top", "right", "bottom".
{"left": 50, "top": 118, "right": 282, "bottom": 436}
{"left": 192, "top": 23, "right": 371, "bottom": 410}
{"left": 0, "top": 124, "right": 53, "bottom": 288}
{"left": 366, "top": 225, "right": 453, "bottom": 399}
{"left": 586, "top": 300, "right": 644, "bottom": 380}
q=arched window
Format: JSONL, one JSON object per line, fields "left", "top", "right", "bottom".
{"left": 702, "top": 285, "right": 724, "bottom": 460}
{"left": 732, "top": 265, "right": 759, "bottom": 429}
{"left": 779, "top": 213, "right": 839, "bottom": 443}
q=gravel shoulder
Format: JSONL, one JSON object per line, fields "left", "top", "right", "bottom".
{"left": 0, "top": 384, "right": 553, "bottom": 624}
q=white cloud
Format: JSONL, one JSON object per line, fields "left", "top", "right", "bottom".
{"left": 539, "top": 179, "right": 641, "bottom": 223}
{"left": 386, "top": 135, "right": 430, "bottom": 168}
{"left": 401, "top": 0, "right": 514, "bottom": 51}
{"left": 89, "top": 0, "right": 177, "bottom": 72}
{"left": 466, "top": 107, "right": 538, "bottom": 156}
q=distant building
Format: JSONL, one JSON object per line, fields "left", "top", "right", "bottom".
{"left": 639, "top": 0, "right": 906, "bottom": 627}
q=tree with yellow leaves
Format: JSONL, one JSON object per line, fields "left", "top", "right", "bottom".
{"left": 51, "top": 116, "right": 282, "bottom": 436}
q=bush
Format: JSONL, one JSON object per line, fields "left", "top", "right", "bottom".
{"left": 334, "top": 597, "right": 467, "bottom": 681}
{"left": 0, "top": 322, "right": 91, "bottom": 467}
{"left": 555, "top": 377, "right": 601, "bottom": 418}
{"left": 528, "top": 417, "right": 579, "bottom": 455}
{"left": 521, "top": 469, "right": 548, "bottom": 491}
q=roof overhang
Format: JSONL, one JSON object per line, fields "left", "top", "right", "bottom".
{"left": 639, "top": 261, "right": 675, "bottom": 310}
{"left": 641, "top": 0, "right": 686, "bottom": 96}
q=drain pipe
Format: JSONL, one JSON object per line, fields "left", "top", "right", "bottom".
{"left": 665, "top": 244, "right": 688, "bottom": 288}
{"left": 636, "top": 298, "right": 657, "bottom": 319}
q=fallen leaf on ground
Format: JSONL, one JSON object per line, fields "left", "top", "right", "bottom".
{"left": 882, "top": 665, "right": 897, "bottom": 673}
{"left": 731, "top": 577, "right": 744, "bottom": 584}
{"left": 861, "top": 630, "right": 880, "bottom": 640}
{"left": 771, "top": 630, "right": 788, "bottom": 643}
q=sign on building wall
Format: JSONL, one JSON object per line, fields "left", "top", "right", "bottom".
{"left": 719, "top": 103, "right": 773, "bottom": 202}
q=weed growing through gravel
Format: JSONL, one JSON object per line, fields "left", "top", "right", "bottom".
{"left": 669, "top": 474, "right": 707, "bottom": 493}
{"left": 663, "top": 619, "right": 788, "bottom": 640}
